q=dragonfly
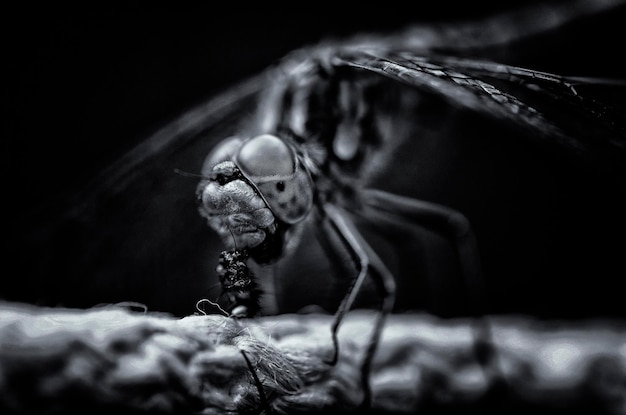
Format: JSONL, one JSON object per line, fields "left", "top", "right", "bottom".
{"left": 192, "top": 0, "right": 626, "bottom": 409}
{"left": 28, "top": 1, "right": 621, "bottom": 412}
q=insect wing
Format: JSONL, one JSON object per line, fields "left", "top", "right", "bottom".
{"left": 15, "top": 74, "right": 271, "bottom": 316}
{"left": 330, "top": 50, "right": 626, "bottom": 176}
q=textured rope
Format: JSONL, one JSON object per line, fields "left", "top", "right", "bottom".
{"left": 1, "top": 301, "right": 625, "bottom": 414}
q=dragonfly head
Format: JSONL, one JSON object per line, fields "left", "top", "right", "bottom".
{"left": 198, "top": 134, "right": 314, "bottom": 262}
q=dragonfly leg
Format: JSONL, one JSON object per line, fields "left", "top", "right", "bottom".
{"left": 360, "top": 188, "right": 505, "bottom": 391}
{"left": 361, "top": 188, "right": 486, "bottom": 310}
{"left": 321, "top": 203, "right": 396, "bottom": 409}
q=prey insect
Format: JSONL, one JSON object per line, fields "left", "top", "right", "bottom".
{"left": 193, "top": 1, "right": 626, "bottom": 409}
{"left": 215, "top": 248, "right": 262, "bottom": 318}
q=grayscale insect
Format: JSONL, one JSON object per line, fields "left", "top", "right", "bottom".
{"left": 13, "top": 3, "right": 626, "bottom": 414}
{"left": 193, "top": 1, "right": 626, "bottom": 408}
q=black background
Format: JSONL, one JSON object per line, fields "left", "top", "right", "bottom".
{"left": 7, "top": 2, "right": 625, "bottom": 211}
{"left": 4, "top": 3, "right": 626, "bottom": 316}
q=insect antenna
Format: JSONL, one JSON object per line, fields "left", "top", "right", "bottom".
{"left": 172, "top": 168, "right": 210, "bottom": 179}
{"left": 240, "top": 349, "right": 273, "bottom": 415}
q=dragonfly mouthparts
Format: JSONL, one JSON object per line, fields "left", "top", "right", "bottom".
{"left": 198, "top": 162, "right": 278, "bottom": 251}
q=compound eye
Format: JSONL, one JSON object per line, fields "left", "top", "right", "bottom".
{"left": 237, "top": 134, "right": 294, "bottom": 178}
{"left": 202, "top": 136, "right": 243, "bottom": 176}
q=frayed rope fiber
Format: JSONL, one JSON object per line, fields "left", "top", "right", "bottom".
{"left": 1, "top": 301, "right": 625, "bottom": 414}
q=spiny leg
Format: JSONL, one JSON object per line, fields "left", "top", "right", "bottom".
{"left": 361, "top": 188, "right": 485, "bottom": 306}
{"left": 320, "top": 203, "right": 396, "bottom": 408}
{"left": 359, "top": 188, "right": 504, "bottom": 386}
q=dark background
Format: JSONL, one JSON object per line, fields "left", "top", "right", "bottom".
{"left": 6, "top": 2, "right": 626, "bottom": 211}
{"left": 4, "top": 3, "right": 626, "bottom": 317}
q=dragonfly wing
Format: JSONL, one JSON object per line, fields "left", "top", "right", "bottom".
{"left": 13, "top": 74, "right": 270, "bottom": 316}
{"left": 330, "top": 50, "right": 626, "bottom": 175}
{"left": 424, "top": 56, "right": 626, "bottom": 149}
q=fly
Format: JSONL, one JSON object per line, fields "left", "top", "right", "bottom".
{"left": 216, "top": 248, "right": 262, "bottom": 318}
